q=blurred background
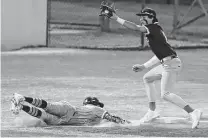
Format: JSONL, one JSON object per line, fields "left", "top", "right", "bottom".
{"left": 1, "top": 0, "right": 207, "bottom": 51}
{"left": 48, "top": 0, "right": 208, "bottom": 49}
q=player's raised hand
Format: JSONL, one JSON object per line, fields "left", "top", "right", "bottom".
{"left": 100, "top": 1, "right": 117, "bottom": 18}
{"left": 132, "top": 64, "right": 146, "bottom": 72}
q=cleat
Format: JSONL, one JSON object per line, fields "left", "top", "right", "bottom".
{"left": 10, "top": 98, "right": 22, "bottom": 115}
{"left": 140, "top": 109, "right": 160, "bottom": 123}
{"left": 190, "top": 109, "right": 202, "bottom": 129}
{"left": 13, "top": 93, "right": 25, "bottom": 104}
{"left": 10, "top": 93, "right": 25, "bottom": 115}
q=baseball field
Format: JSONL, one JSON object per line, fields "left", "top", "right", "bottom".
{"left": 1, "top": 48, "right": 208, "bottom": 137}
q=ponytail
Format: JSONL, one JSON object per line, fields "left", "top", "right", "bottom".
{"left": 147, "top": 15, "right": 158, "bottom": 23}
{"left": 153, "top": 17, "right": 158, "bottom": 23}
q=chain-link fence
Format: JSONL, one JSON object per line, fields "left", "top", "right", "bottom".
{"left": 47, "top": 0, "right": 103, "bottom": 47}
{"left": 49, "top": 0, "right": 102, "bottom": 26}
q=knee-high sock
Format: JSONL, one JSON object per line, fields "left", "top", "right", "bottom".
{"left": 24, "top": 97, "right": 47, "bottom": 109}
{"left": 22, "top": 105, "right": 42, "bottom": 118}
{"left": 162, "top": 92, "right": 188, "bottom": 108}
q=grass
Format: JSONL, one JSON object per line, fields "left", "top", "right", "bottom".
{"left": 1, "top": 48, "right": 208, "bottom": 137}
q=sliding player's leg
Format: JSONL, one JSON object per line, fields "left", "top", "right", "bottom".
{"left": 45, "top": 101, "right": 75, "bottom": 118}
{"left": 11, "top": 93, "right": 75, "bottom": 118}
{"left": 22, "top": 104, "right": 63, "bottom": 125}
{"left": 11, "top": 93, "right": 47, "bottom": 115}
{"left": 11, "top": 97, "right": 62, "bottom": 125}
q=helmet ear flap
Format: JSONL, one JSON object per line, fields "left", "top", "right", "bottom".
{"left": 153, "top": 17, "right": 158, "bottom": 23}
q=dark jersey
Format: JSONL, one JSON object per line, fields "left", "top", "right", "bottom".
{"left": 145, "top": 23, "right": 177, "bottom": 60}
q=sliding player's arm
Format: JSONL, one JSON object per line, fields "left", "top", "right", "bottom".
{"left": 102, "top": 111, "right": 131, "bottom": 124}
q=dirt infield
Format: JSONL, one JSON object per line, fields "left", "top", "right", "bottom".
{"left": 1, "top": 48, "right": 208, "bottom": 137}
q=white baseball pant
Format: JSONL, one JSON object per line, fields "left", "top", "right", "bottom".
{"left": 143, "top": 57, "right": 188, "bottom": 108}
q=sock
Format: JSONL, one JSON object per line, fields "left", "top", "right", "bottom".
{"left": 183, "top": 105, "right": 194, "bottom": 113}
{"left": 24, "top": 97, "right": 47, "bottom": 109}
{"left": 149, "top": 102, "right": 156, "bottom": 111}
{"left": 22, "top": 105, "right": 42, "bottom": 118}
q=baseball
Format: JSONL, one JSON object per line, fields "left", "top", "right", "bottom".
{"left": 104, "top": 10, "right": 109, "bottom": 14}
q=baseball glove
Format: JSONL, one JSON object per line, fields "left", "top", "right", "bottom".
{"left": 99, "top": 1, "right": 116, "bottom": 18}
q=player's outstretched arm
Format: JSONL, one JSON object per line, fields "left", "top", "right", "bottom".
{"left": 111, "top": 14, "right": 147, "bottom": 33}
{"left": 99, "top": 2, "right": 147, "bottom": 33}
{"left": 102, "top": 111, "right": 131, "bottom": 124}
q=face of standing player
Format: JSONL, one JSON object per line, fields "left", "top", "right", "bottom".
{"left": 140, "top": 15, "right": 153, "bottom": 25}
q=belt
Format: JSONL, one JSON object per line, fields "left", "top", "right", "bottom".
{"left": 160, "top": 55, "right": 178, "bottom": 63}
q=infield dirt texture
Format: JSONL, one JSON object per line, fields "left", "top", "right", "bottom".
{"left": 1, "top": 48, "right": 208, "bottom": 137}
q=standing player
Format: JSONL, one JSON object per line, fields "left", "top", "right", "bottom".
{"left": 100, "top": 5, "right": 202, "bottom": 129}
{"left": 11, "top": 93, "right": 130, "bottom": 126}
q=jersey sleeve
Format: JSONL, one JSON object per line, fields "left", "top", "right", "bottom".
{"left": 93, "top": 106, "right": 107, "bottom": 118}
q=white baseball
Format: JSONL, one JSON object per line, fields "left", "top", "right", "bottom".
{"left": 104, "top": 10, "right": 109, "bottom": 14}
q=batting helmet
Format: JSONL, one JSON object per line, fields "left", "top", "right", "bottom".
{"left": 136, "top": 7, "right": 156, "bottom": 18}
{"left": 83, "top": 97, "right": 104, "bottom": 108}
{"left": 136, "top": 7, "right": 158, "bottom": 23}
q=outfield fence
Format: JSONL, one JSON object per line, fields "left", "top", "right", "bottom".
{"left": 1, "top": 0, "right": 47, "bottom": 51}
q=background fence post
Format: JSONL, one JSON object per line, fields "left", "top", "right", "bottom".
{"left": 99, "top": 15, "right": 110, "bottom": 32}
{"left": 140, "top": 0, "right": 146, "bottom": 49}
{"left": 99, "top": 0, "right": 111, "bottom": 32}
{"left": 46, "top": 0, "right": 51, "bottom": 47}
{"left": 173, "top": 0, "right": 179, "bottom": 30}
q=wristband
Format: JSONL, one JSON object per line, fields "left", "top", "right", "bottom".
{"left": 116, "top": 17, "right": 125, "bottom": 25}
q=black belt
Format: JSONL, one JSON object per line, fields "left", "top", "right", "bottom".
{"left": 160, "top": 55, "right": 178, "bottom": 63}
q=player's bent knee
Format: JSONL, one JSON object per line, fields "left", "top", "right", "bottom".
{"left": 143, "top": 75, "right": 154, "bottom": 83}
{"left": 161, "top": 92, "right": 171, "bottom": 100}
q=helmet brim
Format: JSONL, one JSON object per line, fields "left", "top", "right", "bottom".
{"left": 136, "top": 13, "right": 154, "bottom": 17}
